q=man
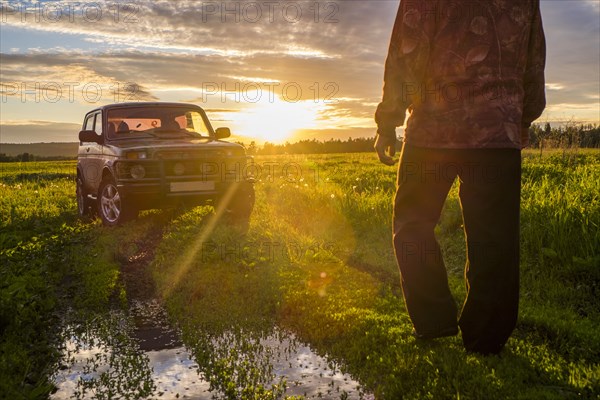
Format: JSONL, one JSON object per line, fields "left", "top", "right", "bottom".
{"left": 374, "top": 0, "right": 546, "bottom": 355}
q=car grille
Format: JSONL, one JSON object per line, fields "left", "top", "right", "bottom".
{"left": 117, "top": 155, "right": 246, "bottom": 183}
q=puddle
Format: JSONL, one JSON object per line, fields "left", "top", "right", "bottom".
{"left": 51, "top": 300, "right": 370, "bottom": 399}
{"left": 269, "top": 336, "right": 368, "bottom": 398}
{"left": 51, "top": 299, "right": 210, "bottom": 399}
{"left": 52, "top": 226, "right": 370, "bottom": 399}
{"left": 145, "top": 347, "right": 211, "bottom": 397}
{"left": 52, "top": 341, "right": 211, "bottom": 399}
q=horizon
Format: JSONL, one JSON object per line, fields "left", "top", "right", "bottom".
{"left": 1, "top": 0, "right": 599, "bottom": 144}
{"left": 2, "top": 120, "right": 599, "bottom": 152}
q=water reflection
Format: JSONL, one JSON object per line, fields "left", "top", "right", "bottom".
{"left": 270, "top": 337, "right": 367, "bottom": 398}
{"left": 51, "top": 312, "right": 156, "bottom": 399}
{"left": 144, "top": 347, "right": 211, "bottom": 398}
{"left": 52, "top": 301, "right": 370, "bottom": 399}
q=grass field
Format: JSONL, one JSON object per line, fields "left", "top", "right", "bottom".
{"left": 1, "top": 149, "right": 599, "bottom": 399}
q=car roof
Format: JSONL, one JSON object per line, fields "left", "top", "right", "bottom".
{"left": 85, "top": 102, "right": 204, "bottom": 114}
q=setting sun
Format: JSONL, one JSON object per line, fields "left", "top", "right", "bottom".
{"left": 229, "top": 94, "right": 323, "bottom": 143}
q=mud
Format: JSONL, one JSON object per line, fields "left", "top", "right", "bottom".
{"left": 51, "top": 224, "right": 371, "bottom": 399}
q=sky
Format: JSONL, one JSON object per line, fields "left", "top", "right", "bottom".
{"left": 1, "top": 0, "right": 599, "bottom": 144}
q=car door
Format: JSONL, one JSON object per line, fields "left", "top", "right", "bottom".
{"left": 80, "top": 111, "right": 104, "bottom": 193}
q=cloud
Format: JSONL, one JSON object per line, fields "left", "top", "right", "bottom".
{"left": 0, "top": 120, "right": 81, "bottom": 143}
{"left": 545, "top": 83, "right": 564, "bottom": 91}
{"left": 0, "top": 0, "right": 598, "bottom": 144}
{"left": 1, "top": 1, "right": 395, "bottom": 60}
{"left": 541, "top": 1, "right": 600, "bottom": 113}
{"left": 0, "top": 49, "right": 382, "bottom": 130}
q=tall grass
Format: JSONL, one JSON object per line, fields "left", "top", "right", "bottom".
{"left": 521, "top": 154, "right": 599, "bottom": 264}
{"left": 0, "top": 161, "right": 155, "bottom": 398}
{"left": 1, "top": 150, "right": 598, "bottom": 398}
{"left": 151, "top": 150, "right": 599, "bottom": 398}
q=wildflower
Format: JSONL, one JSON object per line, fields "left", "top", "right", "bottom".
{"left": 330, "top": 194, "right": 335, "bottom": 199}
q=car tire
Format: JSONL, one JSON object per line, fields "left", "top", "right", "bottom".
{"left": 226, "top": 181, "right": 255, "bottom": 224}
{"left": 76, "top": 176, "right": 95, "bottom": 218}
{"left": 98, "top": 176, "right": 137, "bottom": 226}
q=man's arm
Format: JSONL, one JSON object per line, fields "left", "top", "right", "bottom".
{"left": 374, "top": 1, "right": 436, "bottom": 164}
{"left": 375, "top": 1, "right": 436, "bottom": 135}
{"left": 522, "top": 0, "right": 546, "bottom": 129}
{"left": 374, "top": 1, "right": 411, "bottom": 137}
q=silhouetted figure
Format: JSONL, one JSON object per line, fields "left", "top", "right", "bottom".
{"left": 375, "top": 0, "right": 546, "bottom": 355}
{"left": 117, "top": 121, "right": 130, "bottom": 133}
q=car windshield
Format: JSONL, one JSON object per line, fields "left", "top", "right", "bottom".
{"left": 107, "top": 106, "right": 212, "bottom": 139}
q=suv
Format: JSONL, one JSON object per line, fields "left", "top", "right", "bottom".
{"left": 76, "top": 102, "right": 254, "bottom": 226}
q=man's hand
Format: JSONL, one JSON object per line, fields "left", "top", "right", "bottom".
{"left": 521, "top": 127, "right": 530, "bottom": 149}
{"left": 374, "top": 134, "right": 398, "bottom": 166}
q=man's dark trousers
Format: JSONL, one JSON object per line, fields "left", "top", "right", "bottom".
{"left": 393, "top": 143, "right": 521, "bottom": 354}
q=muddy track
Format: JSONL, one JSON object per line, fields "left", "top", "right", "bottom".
{"left": 115, "top": 224, "right": 183, "bottom": 351}
{"left": 118, "top": 225, "right": 164, "bottom": 301}
{"left": 52, "top": 216, "right": 372, "bottom": 399}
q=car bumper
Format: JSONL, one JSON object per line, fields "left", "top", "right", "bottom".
{"left": 117, "top": 179, "right": 253, "bottom": 208}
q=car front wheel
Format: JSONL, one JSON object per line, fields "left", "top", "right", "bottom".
{"left": 98, "top": 177, "right": 137, "bottom": 226}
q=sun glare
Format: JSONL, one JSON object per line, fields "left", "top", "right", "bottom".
{"left": 232, "top": 94, "right": 322, "bottom": 143}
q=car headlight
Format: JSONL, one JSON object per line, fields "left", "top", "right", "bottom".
{"left": 173, "top": 162, "right": 185, "bottom": 176}
{"left": 130, "top": 164, "right": 146, "bottom": 179}
{"left": 126, "top": 151, "right": 147, "bottom": 159}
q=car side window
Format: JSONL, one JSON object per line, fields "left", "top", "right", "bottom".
{"left": 84, "top": 114, "right": 95, "bottom": 131}
{"left": 92, "top": 112, "right": 102, "bottom": 134}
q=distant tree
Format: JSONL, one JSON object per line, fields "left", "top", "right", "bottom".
{"left": 0, "top": 153, "right": 13, "bottom": 162}
{"left": 247, "top": 141, "right": 257, "bottom": 155}
{"left": 529, "top": 124, "right": 542, "bottom": 148}
{"left": 537, "top": 122, "right": 552, "bottom": 153}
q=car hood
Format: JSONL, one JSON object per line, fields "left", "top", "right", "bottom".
{"left": 104, "top": 139, "right": 245, "bottom": 158}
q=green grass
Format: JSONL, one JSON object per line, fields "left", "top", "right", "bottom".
{"left": 0, "top": 161, "right": 155, "bottom": 398}
{"left": 1, "top": 151, "right": 599, "bottom": 399}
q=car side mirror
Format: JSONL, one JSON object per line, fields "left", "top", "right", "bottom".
{"left": 215, "top": 127, "right": 231, "bottom": 139}
{"left": 79, "top": 130, "right": 101, "bottom": 143}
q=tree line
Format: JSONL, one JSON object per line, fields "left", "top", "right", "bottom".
{"left": 245, "top": 123, "right": 600, "bottom": 155}
{"left": 0, "top": 152, "right": 73, "bottom": 162}
{"left": 528, "top": 123, "right": 600, "bottom": 149}
{"left": 1, "top": 124, "right": 598, "bottom": 162}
